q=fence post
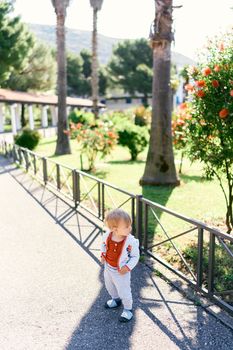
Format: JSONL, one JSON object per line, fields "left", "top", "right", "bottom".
{"left": 101, "top": 183, "right": 105, "bottom": 221}
{"left": 143, "top": 202, "right": 148, "bottom": 253}
{"left": 72, "top": 170, "right": 77, "bottom": 207}
{"left": 197, "top": 227, "right": 204, "bottom": 289}
{"left": 12, "top": 145, "right": 16, "bottom": 161}
{"left": 56, "top": 164, "right": 61, "bottom": 190}
{"left": 72, "top": 170, "right": 80, "bottom": 208}
{"left": 42, "top": 157, "right": 48, "bottom": 185}
{"left": 131, "top": 197, "right": 136, "bottom": 235}
{"left": 98, "top": 182, "right": 101, "bottom": 219}
{"left": 208, "top": 232, "right": 215, "bottom": 295}
{"left": 33, "top": 154, "right": 37, "bottom": 175}
{"left": 136, "top": 195, "right": 143, "bottom": 252}
{"left": 25, "top": 151, "right": 29, "bottom": 172}
{"left": 18, "top": 148, "right": 22, "bottom": 164}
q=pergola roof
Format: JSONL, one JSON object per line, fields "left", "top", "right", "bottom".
{"left": 0, "top": 89, "right": 105, "bottom": 108}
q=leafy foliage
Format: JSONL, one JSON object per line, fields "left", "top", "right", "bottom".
{"left": 14, "top": 128, "right": 41, "bottom": 150}
{"left": 67, "top": 49, "right": 108, "bottom": 97}
{"left": 185, "top": 30, "right": 233, "bottom": 232}
{"left": 0, "top": 1, "right": 34, "bottom": 85}
{"left": 118, "top": 123, "right": 149, "bottom": 161}
{"left": 65, "top": 120, "right": 118, "bottom": 171}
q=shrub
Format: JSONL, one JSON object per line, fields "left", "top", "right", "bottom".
{"left": 14, "top": 128, "right": 41, "bottom": 150}
{"left": 118, "top": 123, "right": 149, "bottom": 161}
{"left": 65, "top": 120, "right": 118, "bottom": 171}
{"left": 171, "top": 102, "right": 192, "bottom": 173}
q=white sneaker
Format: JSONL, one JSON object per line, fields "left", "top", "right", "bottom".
{"left": 119, "top": 309, "right": 133, "bottom": 322}
{"left": 105, "top": 298, "right": 122, "bottom": 309}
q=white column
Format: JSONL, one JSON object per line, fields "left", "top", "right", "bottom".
{"left": 28, "top": 105, "right": 34, "bottom": 130}
{"left": 66, "top": 106, "right": 71, "bottom": 117}
{"left": 10, "top": 105, "right": 17, "bottom": 135}
{"left": 50, "top": 105, "right": 58, "bottom": 126}
{"left": 42, "top": 105, "right": 48, "bottom": 128}
{"left": 15, "top": 104, "right": 21, "bottom": 130}
{"left": 0, "top": 103, "right": 4, "bottom": 132}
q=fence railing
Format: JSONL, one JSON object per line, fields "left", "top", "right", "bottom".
{"left": 1, "top": 141, "right": 233, "bottom": 316}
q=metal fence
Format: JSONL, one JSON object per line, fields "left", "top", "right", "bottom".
{"left": 1, "top": 141, "right": 233, "bottom": 316}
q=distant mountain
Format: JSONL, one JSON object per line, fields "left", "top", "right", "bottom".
{"left": 28, "top": 23, "right": 195, "bottom": 67}
{"left": 28, "top": 23, "right": 122, "bottom": 65}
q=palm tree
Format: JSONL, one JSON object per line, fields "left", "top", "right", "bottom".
{"left": 140, "top": 0, "right": 180, "bottom": 185}
{"left": 51, "top": 0, "right": 71, "bottom": 155}
{"left": 89, "top": 0, "right": 104, "bottom": 118}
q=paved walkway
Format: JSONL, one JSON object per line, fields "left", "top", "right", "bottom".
{"left": 0, "top": 156, "right": 233, "bottom": 350}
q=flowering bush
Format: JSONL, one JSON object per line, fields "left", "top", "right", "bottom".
{"left": 172, "top": 103, "right": 192, "bottom": 173}
{"left": 64, "top": 121, "right": 118, "bottom": 171}
{"left": 185, "top": 30, "right": 233, "bottom": 232}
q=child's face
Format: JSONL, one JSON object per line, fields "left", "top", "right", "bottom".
{"left": 111, "top": 219, "right": 131, "bottom": 237}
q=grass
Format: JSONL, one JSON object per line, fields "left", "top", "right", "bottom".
{"left": 36, "top": 135, "right": 227, "bottom": 230}
{"left": 35, "top": 136, "right": 233, "bottom": 301}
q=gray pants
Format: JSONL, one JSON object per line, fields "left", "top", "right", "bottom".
{"left": 104, "top": 262, "right": 132, "bottom": 310}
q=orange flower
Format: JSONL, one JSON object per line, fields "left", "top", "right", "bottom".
{"left": 63, "top": 130, "right": 70, "bottom": 136}
{"left": 185, "top": 83, "right": 194, "bottom": 91}
{"left": 219, "top": 108, "right": 229, "bottom": 119}
{"left": 76, "top": 123, "right": 83, "bottom": 129}
{"left": 230, "top": 90, "right": 233, "bottom": 97}
{"left": 196, "top": 90, "right": 205, "bottom": 98}
{"left": 195, "top": 80, "right": 206, "bottom": 87}
{"left": 214, "top": 65, "right": 221, "bottom": 72}
{"left": 202, "top": 67, "right": 212, "bottom": 76}
{"left": 108, "top": 131, "right": 115, "bottom": 138}
{"left": 212, "top": 80, "right": 219, "bottom": 88}
{"left": 179, "top": 102, "right": 187, "bottom": 109}
{"left": 177, "top": 118, "right": 185, "bottom": 126}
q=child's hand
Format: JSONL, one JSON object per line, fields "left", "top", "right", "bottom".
{"left": 100, "top": 256, "right": 105, "bottom": 264}
{"left": 119, "top": 266, "right": 130, "bottom": 275}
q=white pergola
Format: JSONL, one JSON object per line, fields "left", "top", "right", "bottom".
{"left": 0, "top": 89, "right": 105, "bottom": 135}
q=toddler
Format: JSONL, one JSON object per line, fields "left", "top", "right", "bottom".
{"left": 100, "top": 208, "right": 140, "bottom": 322}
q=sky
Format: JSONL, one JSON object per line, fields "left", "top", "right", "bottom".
{"left": 13, "top": 0, "right": 233, "bottom": 60}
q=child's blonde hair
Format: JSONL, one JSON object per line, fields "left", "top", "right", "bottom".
{"left": 105, "top": 208, "right": 132, "bottom": 229}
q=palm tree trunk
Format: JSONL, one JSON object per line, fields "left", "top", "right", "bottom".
{"left": 140, "top": 0, "right": 179, "bottom": 186}
{"left": 55, "top": 11, "right": 71, "bottom": 155}
{"left": 91, "top": 7, "right": 99, "bottom": 119}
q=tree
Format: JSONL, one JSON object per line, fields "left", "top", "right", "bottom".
{"left": 67, "top": 50, "right": 108, "bottom": 97}
{"left": 67, "top": 52, "right": 84, "bottom": 96}
{"left": 108, "top": 39, "right": 153, "bottom": 106}
{"left": 186, "top": 30, "right": 233, "bottom": 232}
{"left": 0, "top": 1, "right": 34, "bottom": 85}
{"left": 140, "top": 0, "right": 179, "bottom": 186}
{"left": 89, "top": 0, "right": 104, "bottom": 118}
{"left": 51, "top": 0, "right": 71, "bottom": 155}
{"left": 4, "top": 42, "right": 56, "bottom": 92}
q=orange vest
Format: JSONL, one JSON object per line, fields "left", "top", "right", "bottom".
{"left": 105, "top": 232, "right": 126, "bottom": 267}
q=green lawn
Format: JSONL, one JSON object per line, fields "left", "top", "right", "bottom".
{"left": 35, "top": 136, "right": 232, "bottom": 294}
{"left": 36, "top": 135, "right": 227, "bottom": 233}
